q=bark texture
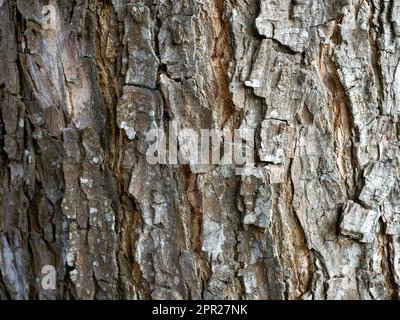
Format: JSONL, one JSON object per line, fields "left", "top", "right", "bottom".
{"left": 0, "top": 0, "right": 400, "bottom": 300}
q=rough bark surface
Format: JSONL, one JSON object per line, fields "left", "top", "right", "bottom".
{"left": 0, "top": 0, "right": 400, "bottom": 300}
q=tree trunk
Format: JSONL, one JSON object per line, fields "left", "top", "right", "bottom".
{"left": 0, "top": 0, "right": 399, "bottom": 300}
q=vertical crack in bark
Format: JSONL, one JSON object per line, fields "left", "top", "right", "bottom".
{"left": 183, "top": 167, "right": 210, "bottom": 294}
{"left": 211, "top": 0, "right": 237, "bottom": 128}
{"left": 368, "top": 0, "right": 385, "bottom": 112}
{"left": 286, "top": 157, "right": 313, "bottom": 298}
{"left": 318, "top": 30, "right": 356, "bottom": 198}
{"left": 377, "top": 218, "right": 397, "bottom": 298}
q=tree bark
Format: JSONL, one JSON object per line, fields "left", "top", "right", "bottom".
{"left": 0, "top": 0, "right": 399, "bottom": 300}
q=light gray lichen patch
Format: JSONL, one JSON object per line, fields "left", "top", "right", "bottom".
{"left": 359, "top": 162, "right": 396, "bottom": 209}
{"left": 340, "top": 200, "right": 380, "bottom": 243}
{"left": 259, "top": 119, "right": 296, "bottom": 164}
